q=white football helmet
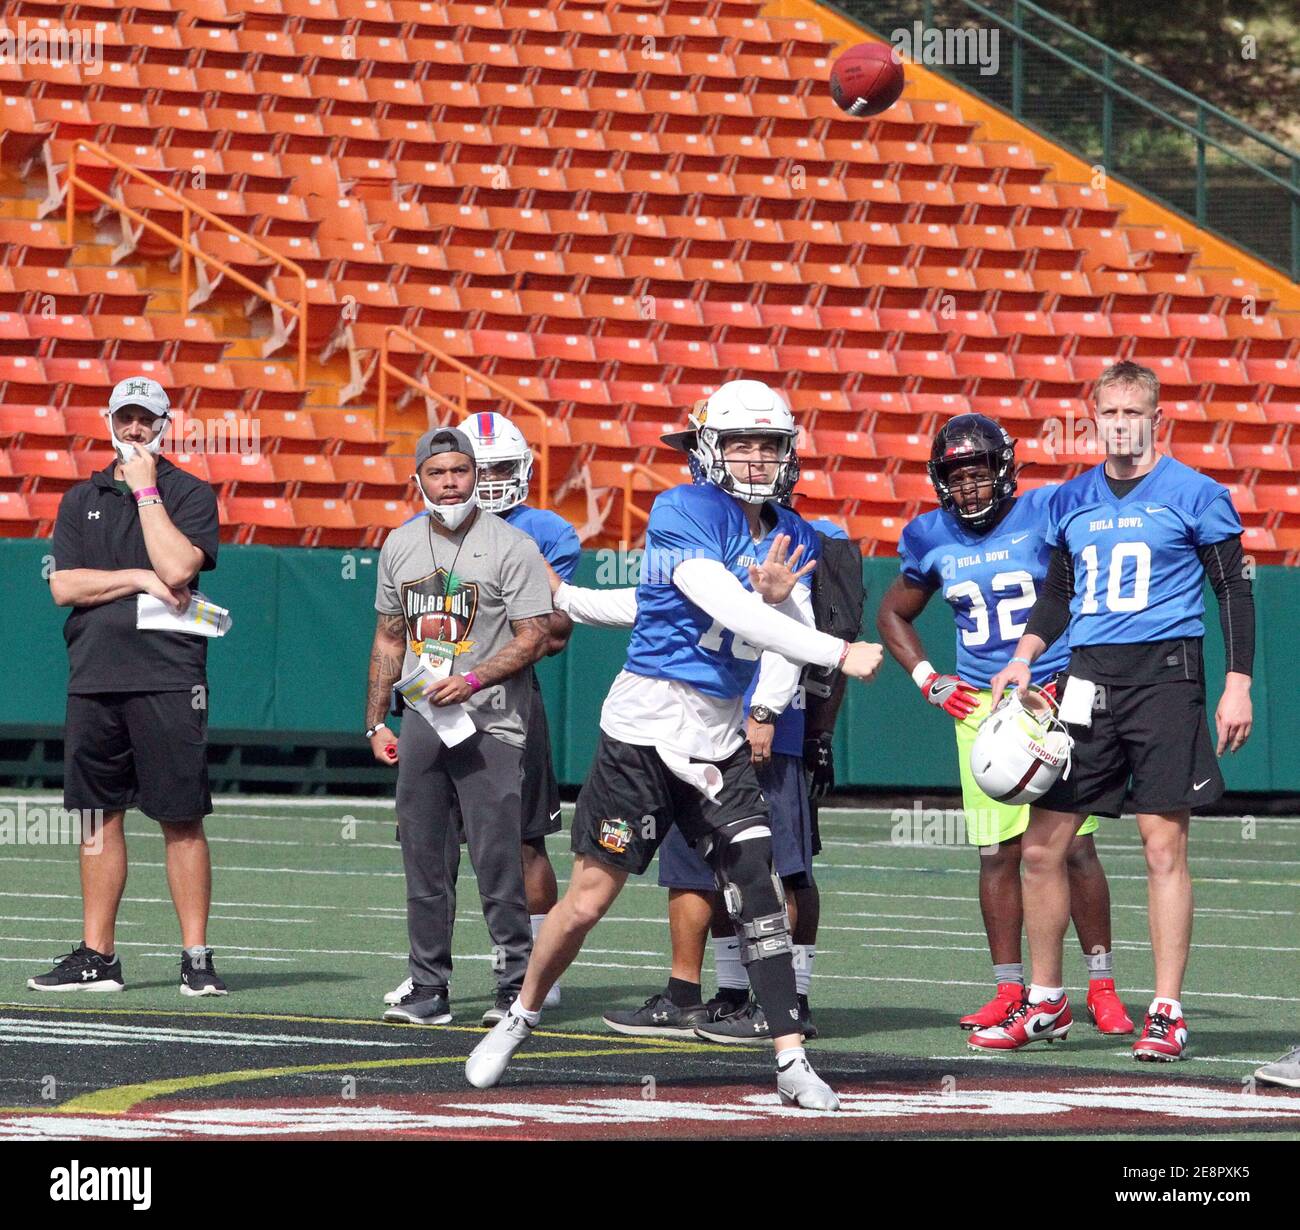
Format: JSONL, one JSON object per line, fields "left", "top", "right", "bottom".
{"left": 462, "top": 411, "right": 533, "bottom": 513}
{"left": 662, "top": 379, "right": 799, "bottom": 504}
{"left": 970, "top": 686, "right": 1073, "bottom": 807}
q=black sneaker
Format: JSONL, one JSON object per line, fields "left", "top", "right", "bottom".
{"left": 27, "top": 944, "right": 124, "bottom": 993}
{"left": 180, "top": 947, "right": 228, "bottom": 997}
{"left": 694, "top": 996, "right": 813, "bottom": 1045}
{"left": 798, "top": 993, "right": 819, "bottom": 1041}
{"left": 383, "top": 985, "right": 453, "bottom": 1024}
{"left": 481, "top": 989, "right": 518, "bottom": 1028}
{"left": 694, "top": 996, "right": 772, "bottom": 1045}
{"left": 602, "top": 992, "right": 709, "bottom": 1037}
{"left": 705, "top": 987, "right": 750, "bottom": 1022}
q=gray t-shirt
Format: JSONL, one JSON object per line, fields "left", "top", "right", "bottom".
{"left": 375, "top": 507, "right": 554, "bottom": 748}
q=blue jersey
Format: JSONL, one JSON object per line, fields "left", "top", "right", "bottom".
{"left": 501, "top": 503, "right": 581, "bottom": 582}
{"left": 626, "top": 484, "right": 821, "bottom": 701}
{"left": 899, "top": 486, "right": 1067, "bottom": 689}
{"left": 1045, "top": 456, "right": 1242, "bottom": 647}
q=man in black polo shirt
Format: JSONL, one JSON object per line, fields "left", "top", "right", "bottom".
{"left": 29, "top": 376, "right": 224, "bottom": 996}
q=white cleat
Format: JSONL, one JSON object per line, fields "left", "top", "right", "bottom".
{"left": 543, "top": 983, "right": 561, "bottom": 1009}
{"left": 776, "top": 1053, "right": 840, "bottom": 1111}
{"left": 384, "top": 976, "right": 414, "bottom": 1005}
{"left": 465, "top": 1012, "right": 533, "bottom": 1089}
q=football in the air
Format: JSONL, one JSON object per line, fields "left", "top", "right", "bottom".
{"left": 829, "top": 42, "right": 906, "bottom": 117}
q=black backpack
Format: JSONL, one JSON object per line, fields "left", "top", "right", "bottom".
{"left": 804, "top": 532, "right": 865, "bottom": 707}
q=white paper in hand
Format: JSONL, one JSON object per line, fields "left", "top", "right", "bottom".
{"left": 396, "top": 662, "right": 476, "bottom": 747}
{"left": 136, "top": 591, "right": 232, "bottom": 638}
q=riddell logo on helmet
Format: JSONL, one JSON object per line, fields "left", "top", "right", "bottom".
{"left": 1024, "top": 738, "right": 1064, "bottom": 767}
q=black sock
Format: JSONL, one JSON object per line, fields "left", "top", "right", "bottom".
{"left": 666, "top": 977, "right": 702, "bottom": 1008}
{"left": 746, "top": 957, "right": 801, "bottom": 1038}
{"left": 714, "top": 986, "right": 748, "bottom": 1006}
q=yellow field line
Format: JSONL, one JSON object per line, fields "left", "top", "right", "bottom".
{"left": 51, "top": 1044, "right": 725, "bottom": 1116}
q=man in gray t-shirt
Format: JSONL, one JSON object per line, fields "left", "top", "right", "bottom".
{"left": 365, "top": 427, "right": 553, "bottom": 1025}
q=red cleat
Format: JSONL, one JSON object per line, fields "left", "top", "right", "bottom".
{"left": 1086, "top": 979, "right": 1135, "bottom": 1035}
{"left": 968, "top": 994, "right": 1072, "bottom": 1051}
{"left": 959, "top": 982, "right": 1026, "bottom": 1031}
{"left": 1133, "top": 1001, "right": 1188, "bottom": 1062}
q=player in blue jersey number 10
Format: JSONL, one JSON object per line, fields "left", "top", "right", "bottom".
{"left": 877, "top": 414, "right": 1133, "bottom": 1037}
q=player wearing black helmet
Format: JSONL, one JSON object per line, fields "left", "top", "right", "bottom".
{"left": 876, "top": 415, "right": 1132, "bottom": 1037}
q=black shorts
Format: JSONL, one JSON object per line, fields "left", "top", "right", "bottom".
{"left": 571, "top": 733, "right": 768, "bottom": 876}
{"left": 64, "top": 691, "right": 212, "bottom": 822}
{"left": 520, "top": 678, "right": 562, "bottom": 843}
{"left": 1038, "top": 675, "right": 1223, "bottom": 818}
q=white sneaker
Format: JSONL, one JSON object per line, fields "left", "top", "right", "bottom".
{"left": 384, "top": 976, "right": 413, "bottom": 1005}
{"left": 776, "top": 1052, "right": 840, "bottom": 1111}
{"left": 543, "top": 983, "right": 561, "bottom": 1009}
{"left": 466, "top": 1012, "right": 533, "bottom": 1089}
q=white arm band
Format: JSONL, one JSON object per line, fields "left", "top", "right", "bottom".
{"left": 553, "top": 581, "right": 638, "bottom": 628}
{"left": 672, "top": 558, "right": 845, "bottom": 670}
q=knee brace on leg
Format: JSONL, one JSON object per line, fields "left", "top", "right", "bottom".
{"left": 705, "top": 817, "right": 792, "bottom": 966}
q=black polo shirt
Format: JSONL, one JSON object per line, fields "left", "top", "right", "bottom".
{"left": 51, "top": 457, "right": 220, "bottom": 694}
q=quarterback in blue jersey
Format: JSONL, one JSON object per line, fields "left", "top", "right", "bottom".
{"left": 984, "top": 362, "right": 1255, "bottom": 1061}
{"left": 585, "top": 515, "right": 847, "bottom": 1045}
{"left": 385, "top": 412, "right": 580, "bottom": 1018}
{"left": 466, "top": 381, "right": 884, "bottom": 1110}
{"left": 877, "top": 415, "right": 1132, "bottom": 1036}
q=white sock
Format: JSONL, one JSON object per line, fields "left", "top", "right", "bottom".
{"left": 1028, "top": 984, "right": 1065, "bottom": 1005}
{"left": 776, "top": 1045, "right": 806, "bottom": 1070}
{"left": 792, "top": 944, "right": 816, "bottom": 996}
{"left": 509, "top": 999, "right": 540, "bottom": 1026}
{"left": 1149, "top": 997, "right": 1182, "bottom": 1019}
{"left": 712, "top": 937, "right": 747, "bottom": 991}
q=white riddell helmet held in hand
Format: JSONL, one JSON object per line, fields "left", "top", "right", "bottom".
{"left": 462, "top": 411, "right": 533, "bottom": 513}
{"left": 970, "top": 685, "right": 1073, "bottom": 806}
{"left": 662, "top": 379, "right": 800, "bottom": 504}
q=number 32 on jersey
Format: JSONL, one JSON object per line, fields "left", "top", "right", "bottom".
{"left": 945, "top": 571, "right": 1036, "bottom": 646}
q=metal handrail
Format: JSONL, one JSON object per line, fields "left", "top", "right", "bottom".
{"left": 981, "top": 0, "right": 1298, "bottom": 164}
{"left": 66, "top": 140, "right": 308, "bottom": 388}
{"left": 377, "top": 325, "right": 552, "bottom": 509}
{"left": 835, "top": 0, "right": 1300, "bottom": 280}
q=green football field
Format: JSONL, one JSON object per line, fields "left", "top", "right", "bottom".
{"left": 0, "top": 791, "right": 1297, "bottom": 1140}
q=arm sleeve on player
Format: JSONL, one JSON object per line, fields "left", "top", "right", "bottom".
{"left": 750, "top": 581, "right": 817, "bottom": 712}
{"left": 1023, "top": 546, "right": 1074, "bottom": 648}
{"left": 1197, "top": 534, "right": 1255, "bottom": 677}
{"left": 672, "top": 557, "right": 845, "bottom": 669}
{"left": 552, "top": 581, "right": 638, "bottom": 628}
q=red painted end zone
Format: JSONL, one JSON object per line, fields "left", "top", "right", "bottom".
{"left": 6, "top": 1076, "right": 1298, "bottom": 1140}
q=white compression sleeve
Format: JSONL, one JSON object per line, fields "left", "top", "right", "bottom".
{"left": 552, "top": 581, "right": 638, "bottom": 628}
{"left": 672, "top": 558, "right": 845, "bottom": 669}
{"left": 751, "top": 581, "right": 820, "bottom": 712}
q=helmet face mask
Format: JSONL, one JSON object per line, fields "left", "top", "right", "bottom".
{"left": 928, "top": 414, "right": 1016, "bottom": 530}
{"left": 462, "top": 412, "right": 533, "bottom": 513}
